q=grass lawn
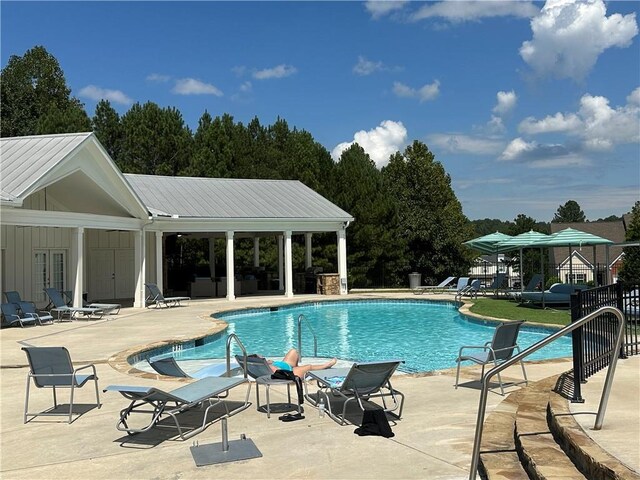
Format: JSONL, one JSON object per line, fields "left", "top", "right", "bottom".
{"left": 467, "top": 297, "right": 571, "bottom": 326}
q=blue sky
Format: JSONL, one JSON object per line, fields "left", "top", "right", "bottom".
{"left": 2, "top": 1, "right": 639, "bottom": 222}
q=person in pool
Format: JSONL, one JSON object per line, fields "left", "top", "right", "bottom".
{"left": 268, "top": 349, "right": 337, "bottom": 378}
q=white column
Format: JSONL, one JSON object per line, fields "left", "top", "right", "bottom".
{"left": 134, "top": 229, "right": 145, "bottom": 308}
{"left": 305, "top": 233, "right": 313, "bottom": 269}
{"left": 253, "top": 237, "right": 260, "bottom": 268}
{"left": 278, "top": 235, "right": 284, "bottom": 291}
{"left": 284, "top": 231, "right": 293, "bottom": 298}
{"left": 337, "top": 228, "right": 348, "bottom": 295}
{"left": 155, "top": 231, "right": 163, "bottom": 292}
{"left": 72, "top": 227, "right": 84, "bottom": 308}
{"left": 209, "top": 238, "right": 216, "bottom": 278}
{"left": 226, "top": 231, "right": 235, "bottom": 301}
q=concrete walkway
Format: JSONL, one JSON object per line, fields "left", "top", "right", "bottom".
{"left": 1, "top": 293, "right": 637, "bottom": 479}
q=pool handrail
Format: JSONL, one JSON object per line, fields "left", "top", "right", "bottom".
{"left": 468, "top": 306, "right": 626, "bottom": 480}
{"left": 225, "top": 333, "right": 248, "bottom": 379}
{"left": 297, "top": 314, "right": 318, "bottom": 360}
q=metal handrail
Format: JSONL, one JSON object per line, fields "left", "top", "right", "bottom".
{"left": 469, "top": 306, "right": 626, "bottom": 480}
{"left": 225, "top": 333, "right": 248, "bottom": 379}
{"left": 297, "top": 314, "right": 318, "bottom": 359}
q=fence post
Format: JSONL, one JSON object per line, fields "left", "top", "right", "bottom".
{"left": 616, "top": 282, "right": 628, "bottom": 359}
{"left": 570, "top": 290, "right": 585, "bottom": 403}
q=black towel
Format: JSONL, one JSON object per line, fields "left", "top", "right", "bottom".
{"left": 354, "top": 409, "right": 394, "bottom": 438}
{"left": 271, "top": 369, "right": 304, "bottom": 405}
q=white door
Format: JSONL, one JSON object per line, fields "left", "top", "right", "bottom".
{"left": 115, "top": 249, "right": 135, "bottom": 298}
{"left": 34, "top": 250, "right": 67, "bottom": 304}
{"left": 90, "top": 250, "right": 115, "bottom": 300}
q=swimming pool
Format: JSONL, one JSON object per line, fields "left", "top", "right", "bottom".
{"left": 159, "top": 300, "right": 572, "bottom": 373}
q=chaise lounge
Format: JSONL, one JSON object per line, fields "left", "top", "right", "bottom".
{"left": 521, "top": 283, "right": 588, "bottom": 305}
{"left": 145, "top": 283, "right": 190, "bottom": 308}
{"left": 412, "top": 276, "right": 457, "bottom": 295}
{"left": 44, "top": 288, "right": 104, "bottom": 320}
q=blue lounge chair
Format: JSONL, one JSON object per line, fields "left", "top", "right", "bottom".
{"left": 521, "top": 283, "right": 588, "bottom": 305}
{"left": 305, "top": 360, "right": 405, "bottom": 425}
{"left": 455, "top": 320, "right": 528, "bottom": 395}
{"left": 508, "top": 274, "right": 543, "bottom": 302}
{"left": 412, "top": 276, "right": 457, "bottom": 295}
{"left": 1, "top": 303, "right": 39, "bottom": 327}
{"left": 443, "top": 277, "right": 470, "bottom": 295}
{"left": 44, "top": 288, "right": 104, "bottom": 320}
{"left": 104, "top": 376, "right": 251, "bottom": 440}
{"left": 145, "top": 283, "right": 190, "bottom": 308}
{"left": 3, "top": 290, "right": 22, "bottom": 306}
{"left": 457, "top": 279, "right": 482, "bottom": 299}
{"left": 63, "top": 290, "right": 121, "bottom": 315}
{"left": 480, "top": 272, "right": 507, "bottom": 296}
{"left": 18, "top": 301, "right": 54, "bottom": 324}
{"left": 148, "top": 356, "right": 241, "bottom": 379}
{"left": 22, "top": 346, "right": 101, "bottom": 423}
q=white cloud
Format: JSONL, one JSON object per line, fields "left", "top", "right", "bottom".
{"left": 519, "top": 112, "right": 582, "bottom": 134}
{"left": 239, "top": 81, "right": 252, "bottom": 93}
{"left": 331, "top": 120, "right": 407, "bottom": 168}
{"left": 456, "top": 177, "right": 515, "bottom": 190}
{"left": 392, "top": 80, "right": 440, "bottom": 102}
{"left": 517, "top": 89, "right": 640, "bottom": 149}
{"left": 253, "top": 64, "right": 297, "bottom": 80}
{"left": 499, "top": 137, "right": 590, "bottom": 168}
{"left": 520, "top": 0, "right": 638, "bottom": 80}
{"left": 172, "top": 78, "right": 223, "bottom": 96}
{"left": 353, "top": 56, "right": 385, "bottom": 76}
{"left": 493, "top": 90, "right": 517, "bottom": 115}
{"left": 232, "top": 66, "right": 247, "bottom": 77}
{"left": 365, "top": 1, "right": 407, "bottom": 19}
{"left": 78, "top": 85, "right": 132, "bottom": 105}
{"left": 428, "top": 133, "right": 504, "bottom": 155}
{"left": 411, "top": 1, "right": 538, "bottom": 23}
{"left": 146, "top": 73, "right": 171, "bottom": 83}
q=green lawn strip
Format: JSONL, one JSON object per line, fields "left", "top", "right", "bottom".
{"left": 467, "top": 297, "right": 571, "bottom": 326}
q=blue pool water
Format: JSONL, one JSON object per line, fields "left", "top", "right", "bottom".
{"left": 170, "top": 300, "right": 572, "bottom": 373}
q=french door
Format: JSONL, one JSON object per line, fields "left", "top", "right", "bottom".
{"left": 34, "top": 250, "right": 66, "bottom": 303}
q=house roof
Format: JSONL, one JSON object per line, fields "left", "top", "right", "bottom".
{"left": 549, "top": 221, "right": 626, "bottom": 266}
{"left": 124, "top": 174, "right": 353, "bottom": 221}
{"left": 0, "top": 132, "right": 92, "bottom": 201}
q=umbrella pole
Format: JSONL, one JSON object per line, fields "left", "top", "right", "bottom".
{"left": 569, "top": 246, "right": 573, "bottom": 285}
{"left": 541, "top": 247, "right": 545, "bottom": 309}
{"left": 520, "top": 247, "right": 524, "bottom": 294}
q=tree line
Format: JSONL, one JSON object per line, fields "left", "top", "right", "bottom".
{"left": 2, "top": 46, "right": 637, "bottom": 287}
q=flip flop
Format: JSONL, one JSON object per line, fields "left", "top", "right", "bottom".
{"left": 279, "top": 413, "right": 305, "bottom": 422}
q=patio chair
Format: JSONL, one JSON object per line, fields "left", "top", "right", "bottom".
{"left": 443, "top": 277, "right": 470, "bottom": 294}
{"left": 1, "top": 302, "right": 40, "bottom": 327}
{"left": 305, "top": 360, "right": 405, "bottom": 426}
{"left": 455, "top": 320, "right": 528, "bottom": 395}
{"left": 479, "top": 272, "right": 507, "bottom": 296}
{"left": 456, "top": 279, "right": 481, "bottom": 299}
{"left": 63, "top": 290, "right": 121, "bottom": 315}
{"left": 412, "top": 276, "right": 456, "bottom": 295}
{"left": 235, "top": 354, "right": 302, "bottom": 418}
{"left": 520, "top": 283, "right": 588, "bottom": 305}
{"left": 18, "top": 301, "right": 54, "bottom": 324}
{"left": 44, "top": 288, "right": 104, "bottom": 321}
{"left": 22, "top": 346, "right": 101, "bottom": 423}
{"left": 3, "top": 290, "right": 22, "bottom": 306}
{"left": 144, "top": 283, "right": 190, "bottom": 308}
{"left": 104, "top": 376, "right": 251, "bottom": 440}
{"left": 149, "top": 356, "right": 242, "bottom": 379}
{"left": 508, "top": 274, "right": 543, "bottom": 302}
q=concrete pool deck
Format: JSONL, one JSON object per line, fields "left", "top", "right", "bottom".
{"left": 1, "top": 293, "right": 638, "bottom": 479}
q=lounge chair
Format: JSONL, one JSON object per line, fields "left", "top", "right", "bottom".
{"left": 235, "top": 354, "right": 302, "bottom": 418}
{"left": 455, "top": 320, "right": 528, "bottom": 395}
{"left": 44, "top": 288, "right": 104, "bottom": 320}
{"left": 456, "top": 279, "right": 482, "bottom": 299}
{"left": 18, "top": 301, "right": 54, "bottom": 324}
{"left": 412, "top": 276, "right": 456, "bottom": 295}
{"left": 508, "top": 273, "right": 543, "bottom": 302}
{"left": 149, "top": 356, "right": 242, "bottom": 379}
{"left": 520, "top": 283, "right": 588, "bottom": 305}
{"left": 22, "top": 346, "right": 101, "bottom": 423}
{"left": 3, "top": 290, "right": 22, "bottom": 306}
{"left": 443, "top": 277, "right": 470, "bottom": 295}
{"left": 145, "top": 283, "right": 190, "bottom": 308}
{"left": 479, "top": 272, "right": 507, "bottom": 296}
{"left": 305, "top": 360, "right": 405, "bottom": 426}
{"left": 104, "top": 376, "right": 251, "bottom": 440}
{"left": 1, "top": 302, "right": 40, "bottom": 327}
{"left": 63, "top": 290, "right": 121, "bottom": 315}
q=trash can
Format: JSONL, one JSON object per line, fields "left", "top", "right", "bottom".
{"left": 409, "top": 272, "right": 422, "bottom": 289}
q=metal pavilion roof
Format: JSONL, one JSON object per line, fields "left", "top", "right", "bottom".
{"left": 124, "top": 174, "right": 353, "bottom": 221}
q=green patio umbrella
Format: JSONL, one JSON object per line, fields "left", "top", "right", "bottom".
{"left": 463, "top": 232, "right": 512, "bottom": 291}
{"left": 530, "top": 227, "right": 613, "bottom": 288}
{"left": 496, "top": 230, "right": 551, "bottom": 296}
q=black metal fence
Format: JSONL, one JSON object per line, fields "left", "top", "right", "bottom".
{"left": 569, "top": 283, "right": 639, "bottom": 402}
